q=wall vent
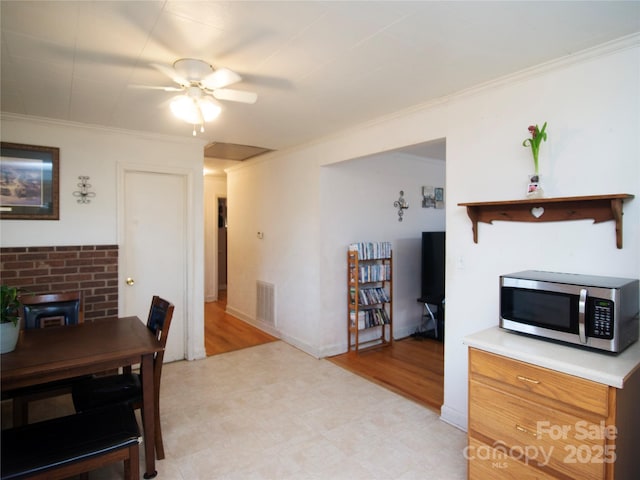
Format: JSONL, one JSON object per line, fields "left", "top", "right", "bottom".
{"left": 256, "top": 281, "right": 276, "bottom": 326}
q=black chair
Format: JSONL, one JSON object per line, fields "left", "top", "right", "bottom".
{"left": 72, "top": 296, "right": 174, "bottom": 460}
{"left": 7, "top": 291, "right": 84, "bottom": 426}
{"left": 20, "top": 291, "right": 84, "bottom": 329}
{"left": 1, "top": 403, "right": 141, "bottom": 480}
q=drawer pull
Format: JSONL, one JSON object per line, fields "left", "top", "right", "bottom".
{"left": 515, "top": 424, "right": 539, "bottom": 438}
{"left": 516, "top": 375, "right": 540, "bottom": 385}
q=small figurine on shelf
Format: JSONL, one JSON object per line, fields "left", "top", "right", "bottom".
{"left": 522, "top": 122, "right": 547, "bottom": 198}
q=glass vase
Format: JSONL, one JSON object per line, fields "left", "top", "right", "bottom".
{"left": 526, "top": 174, "right": 544, "bottom": 198}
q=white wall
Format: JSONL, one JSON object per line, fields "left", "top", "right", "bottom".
{"left": 225, "top": 151, "right": 323, "bottom": 346}
{"left": 0, "top": 114, "right": 207, "bottom": 361}
{"left": 1, "top": 117, "right": 120, "bottom": 245}
{"left": 441, "top": 42, "right": 639, "bottom": 429}
{"left": 226, "top": 38, "right": 639, "bottom": 430}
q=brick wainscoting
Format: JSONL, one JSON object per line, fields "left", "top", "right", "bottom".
{"left": 0, "top": 245, "right": 118, "bottom": 321}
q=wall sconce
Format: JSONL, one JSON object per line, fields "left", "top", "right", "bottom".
{"left": 73, "top": 176, "right": 96, "bottom": 204}
{"left": 393, "top": 190, "right": 409, "bottom": 221}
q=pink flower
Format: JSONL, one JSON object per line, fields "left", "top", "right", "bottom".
{"left": 522, "top": 122, "right": 547, "bottom": 174}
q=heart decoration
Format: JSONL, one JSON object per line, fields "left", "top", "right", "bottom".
{"left": 531, "top": 207, "right": 545, "bottom": 219}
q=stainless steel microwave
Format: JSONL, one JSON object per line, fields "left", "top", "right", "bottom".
{"left": 500, "top": 270, "right": 639, "bottom": 353}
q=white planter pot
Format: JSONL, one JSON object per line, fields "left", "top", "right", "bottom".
{"left": 0, "top": 320, "right": 20, "bottom": 354}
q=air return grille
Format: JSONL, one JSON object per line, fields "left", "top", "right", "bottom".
{"left": 256, "top": 281, "right": 275, "bottom": 326}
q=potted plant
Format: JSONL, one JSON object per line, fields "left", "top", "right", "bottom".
{"left": 1, "top": 285, "right": 23, "bottom": 353}
{"left": 522, "top": 122, "right": 548, "bottom": 198}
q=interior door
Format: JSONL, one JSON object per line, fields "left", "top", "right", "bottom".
{"left": 122, "top": 170, "right": 186, "bottom": 362}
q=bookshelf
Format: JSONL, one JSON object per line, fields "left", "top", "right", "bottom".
{"left": 347, "top": 242, "right": 393, "bottom": 353}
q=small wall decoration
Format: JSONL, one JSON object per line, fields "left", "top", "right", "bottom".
{"left": 422, "top": 186, "right": 445, "bottom": 209}
{"left": 434, "top": 187, "right": 445, "bottom": 209}
{"left": 522, "top": 122, "right": 547, "bottom": 198}
{"left": 422, "top": 185, "right": 435, "bottom": 208}
{"left": 393, "top": 190, "right": 409, "bottom": 221}
{"left": 73, "top": 176, "right": 96, "bottom": 204}
{"left": 0, "top": 142, "right": 60, "bottom": 220}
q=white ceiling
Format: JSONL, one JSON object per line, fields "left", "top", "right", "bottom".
{"left": 2, "top": 1, "right": 639, "bottom": 166}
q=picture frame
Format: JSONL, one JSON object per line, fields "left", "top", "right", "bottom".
{"left": 434, "top": 187, "right": 445, "bottom": 209}
{"left": 0, "top": 142, "right": 59, "bottom": 220}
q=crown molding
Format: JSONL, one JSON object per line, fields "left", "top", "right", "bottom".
{"left": 0, "top": 112, "right": 207, "bottom": 147}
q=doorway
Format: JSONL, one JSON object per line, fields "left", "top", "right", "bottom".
{"left": 218, "top": 197, "right": 227, "bottom": 294}
{"left": 203, "top": 192, "right": 277, "bottom": 356}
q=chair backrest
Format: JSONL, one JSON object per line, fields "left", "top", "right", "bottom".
{"left": 146, "top": 296, "right": 174, "bottom": 386}
{"left": 19, "top": 292, "right": 84, "bottom": 330}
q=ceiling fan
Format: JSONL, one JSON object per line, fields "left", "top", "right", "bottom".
{"left": 148, "top": 58, "right": 258, "bottom": 136}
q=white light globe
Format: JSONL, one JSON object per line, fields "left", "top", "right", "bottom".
{"left": 198, "top": 97, "right": 222, "bottom": 121}
{"left": 170, "top": 95, "right": 200, "bottom": 124}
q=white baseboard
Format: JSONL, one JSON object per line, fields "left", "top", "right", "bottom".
{"left": 224, "top": 305, "right": 280, "bottom": 338}
{"left": 440, "top": 404, "right": 467, "bottom": 432}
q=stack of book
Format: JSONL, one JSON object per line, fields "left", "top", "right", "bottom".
{"left": 348, "top": 242, "right": 392, "bottom": 260}
{"left": 350, "top": 308, "right": 390, "bottom": 329}
{"left": 358, "top": 287, "right": 390, "bottom": 305}
{"left": 358, "top": 263, "right": 391, "bottom": 283}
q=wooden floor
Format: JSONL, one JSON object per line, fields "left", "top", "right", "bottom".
{"left": 329, "top": 337, "right": 444, "bottom": 413}
{"left": 205, "top": 290, "right": 278, "bottom": 356}
{"left": 205, "top": 291, "right": 444, "bottom": 413}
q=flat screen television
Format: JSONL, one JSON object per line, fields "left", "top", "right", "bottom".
{"left": 420, "top": 231, "right": 445, "bottom": 304}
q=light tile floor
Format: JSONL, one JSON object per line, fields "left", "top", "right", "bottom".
{"left": 3, "top": 341, "right": 467, "bottom": 479}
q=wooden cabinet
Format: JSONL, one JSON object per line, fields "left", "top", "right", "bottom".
{"left": 468, "top": 348, "right": 640, "bottom": 479}
{"left": 347, "top": 243, "right": 392, "bottom": 352}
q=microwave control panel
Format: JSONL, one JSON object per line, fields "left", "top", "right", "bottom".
{"left": 588, "top": 298, "right": 614, "bottom": 339}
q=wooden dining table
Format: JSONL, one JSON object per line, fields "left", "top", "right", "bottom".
{"left": 1, "top": 316, "right": 163, "bottom": 479}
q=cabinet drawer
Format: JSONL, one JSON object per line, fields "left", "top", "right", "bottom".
{"left": 467, "top": 437, "right": 557, "bottom": 480}
{"left": 469, "top": 380, "right": 610, "bottom": 480}
{"left": 470, "top": 348, "right": 609, "bottom": 417}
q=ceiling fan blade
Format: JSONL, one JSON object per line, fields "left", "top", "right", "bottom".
{"left": 151, "top": 63, "right": 189, "bottom": 86}
{"left": 212, "top": 88, "right": 257, "bottom": 104}
{"left": 129, "top": 84, "right": 183, "bottom": 92}
{"left": 201, "top": 68, "right": 242, "bottom": 90}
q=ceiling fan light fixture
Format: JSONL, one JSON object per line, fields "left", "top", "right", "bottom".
{"left": 170, "top": 95, "right": 197, "bottom": 123}
{"left": 198, "top": 96, "right": 222, "bottom": 122}
{"left": 170, "top": 94, "right": 221, "bottom": 134}
{"left": 158, "top": 59, "right": 252, "bottom": 135}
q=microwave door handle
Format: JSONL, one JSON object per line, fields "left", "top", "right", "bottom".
{"left": 578, "top": 288, "right": 588, "bottom": 344}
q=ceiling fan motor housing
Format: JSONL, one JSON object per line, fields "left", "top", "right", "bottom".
{"left": 173, "top": 58, "right": 213, "bottom": 84}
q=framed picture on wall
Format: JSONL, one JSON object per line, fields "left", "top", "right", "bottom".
{"left": 434, "top": 187, "right": 444, "bottom": 209}
{"left": 0, "top": 142, "right": 60, "bottom": 220}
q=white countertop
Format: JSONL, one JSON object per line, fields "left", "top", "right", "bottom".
{"left": 463, "top": 327, "right": 640, "bottom": 388}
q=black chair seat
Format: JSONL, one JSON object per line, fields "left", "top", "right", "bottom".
{"left": 73, "top": 373, "right": 142, "bottom": 412}
{"left": 1, "top": 403, "right": 140, "bottom": 480}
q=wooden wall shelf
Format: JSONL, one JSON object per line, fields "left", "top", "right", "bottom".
{"left": 458, "top": 194, "right": 634, "bottom": 249}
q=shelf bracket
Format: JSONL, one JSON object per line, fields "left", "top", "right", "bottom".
{"left": 459, "top": 194, "right": 634, "bottom": 249}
